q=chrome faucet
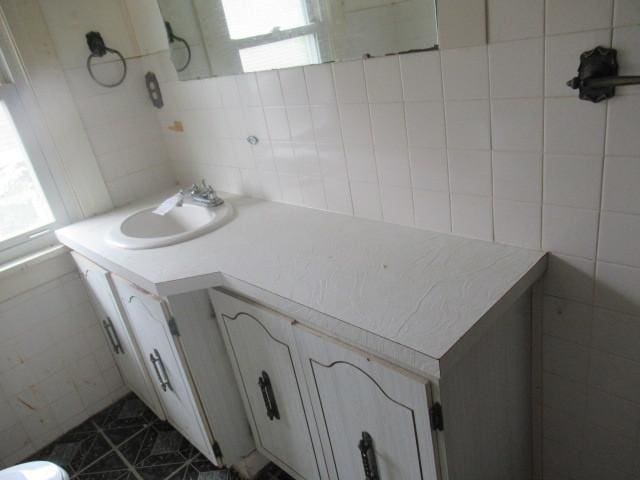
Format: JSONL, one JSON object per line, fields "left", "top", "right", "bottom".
{"left": 186, "top": 179, "right": 224, "bottom": 207}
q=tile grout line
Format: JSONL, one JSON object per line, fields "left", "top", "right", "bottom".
{"left": 93, "top": 420, "right": 144, "bottom": 480}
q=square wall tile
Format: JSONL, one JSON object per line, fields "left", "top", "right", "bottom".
{"left": 338, "top": 103, "right": 372, "bottom": 145}
{"left": 544, "top": 154, "right": 603, "bottom": 209}
{"left": 318, "top": 144, "right": 347, "bottom": 178}
{"left": 545, "top": 29, "right": 612, "bottom": 97}
{"left": 545, "top": 0, "right": 613, "bottom": 35}
{"left": 256, "top": 70, "right": 284, "bottom": 106}
{"left": 404, "top": 101, "right": 445, "bottom": 148}
{"left": 491, "top": 98, "right": 543, "bottom": 152}
{"left": 595, "top": 261, "right": 640, "bottom": 316}
{"left": 409, "top": 148, "right": 449, "bottom": 191}
{"left": 400, "top": 50, "right": 443, "bottom": 101}
{"left": 323, "top": 178, "right": 353, "bottom": 215}
{"left": 544, "top": 253, "right": 595, "bottom": 303}
{"left": 489, "top": 38, "right": 544, "bottom": 98}
{"left": 374, "top": 145, "right": 411, "bottom": 187}
{"left": 492, "top": 151, "right": 542, "bottom": 203}
{"left": 370, "top": 103, "right": 407, "bottom": 147}
{"left": 350, "top": 181, "right": 382, "bottom": 220}
{"left": 542, "top": 205, "right": 599, "bottom": 259}
{"left": 606, "top": 96, "right": 640, "bottom": 156}
{"left": 413, "top": 189, "right": 451, "bottom": 233}
{"left": 380, "top": 186, "right": 414, "bottom": 226}
{"left": 494, "top": 199, "right": 541, "bottom": 249}
{"left": 444, "top": 100, "right": 491, "bottom": 150}
{"left": 488, "top": 0, "right": 544, "bottom": 42}
{"left": 543, "top": 372, "right": 587, "bottom": 417}
{"left": 544, "top": 98, "right": 607, "bottom": 155}
{"left": 364, "top": 56, "right": 403, "bottom": 103}
{"left": 345, "top": 144, "right": 378, "bottom": 183}
{"left": 279, "top": 67, "right": 309, "bottom": 105}
{"left": 218, "top": 76, "right": 241, "bottom": 107}
{"left": 441, "top": 46, "right": 489, "bottom": 100}
{"left": 448, "top": 149, "right": 492, "bottom": 196}
{"left": 286, "top": 106, "right": 314, "bottom": 142}
{"left": 333, "top": 60, "right": 367, "bottom": 103}
{"left": 602, "top": 156, "right": 640, "bottom": 215}
{"left": 614, "top": 0, "right": 640, "bottom": 26}
{"left": 278, "top": 173, "right": 303, "bottom": 204}
{"left": 311, "top": 105, "right": 341, "bottom": 144}
{"left": 304, "top": 64, "right": 336, "bottom": 104}
{"left": 236, "top": 73, "right": 261, "bottom": 107}
{"left": 598, "top": 212, "right": 640, "bottom": 267}
{"left": 451, "top": 194, "right": 493, "bottom": 240}
{"left": 613, "top": 26, "right": 640, "bottom": 96}
{"left": 263, "top": 108, "right": 290, "bottom": 141}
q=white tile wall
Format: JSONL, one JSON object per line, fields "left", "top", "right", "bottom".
{"left": 8, "top": 0, "right": 640, "bottom": 477}
{"left": 0, "top": 257, "right": 125, "bottom": 466}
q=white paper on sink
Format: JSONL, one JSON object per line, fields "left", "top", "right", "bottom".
{"left": 153, "top": 193, "right": 183, "bottom": 216}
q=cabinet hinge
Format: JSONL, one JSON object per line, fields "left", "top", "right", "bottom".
{"left": 212, "top": 441, "right": 223, "bottom": 460}
{"left": 430, "top": 402, "right": 444, "bottom": 431}
{"left": 167, "top": 317, "right": 180, "bottom": 336}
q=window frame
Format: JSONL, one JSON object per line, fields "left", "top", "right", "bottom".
{"left": 0, "top": 11, "right": 71, "bottom": 265}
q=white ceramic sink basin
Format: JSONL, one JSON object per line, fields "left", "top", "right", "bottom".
{"left": 106, "top": 202, "right": 233, "bottom": 249}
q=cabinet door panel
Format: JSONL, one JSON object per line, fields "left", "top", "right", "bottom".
{"left": 294, "top": 327, "right": 440, "bottom": 480}
{"left": 211, "top": 290, "right": 323, "bottom": 480}
{"left": 71, "top": 253, "right": 163, "bottom": 419}
{"left": 113, "top": 277, "right": 216, "bottom": 461}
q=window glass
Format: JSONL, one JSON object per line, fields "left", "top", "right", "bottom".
{"left": 221, "top": 0, "right": 310, "bottom": 40}
{"left": 239, "top": 34, "right": 320, "bottom": 73}
{"left": 0, "top": 99, "right": 54, "bottom": 242}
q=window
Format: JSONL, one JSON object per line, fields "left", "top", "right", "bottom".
{"left": 220, "top": 0, "right": 323, "bottom": 73}
{"left": 0, "top": 42, "right": 68, "bottom": 263}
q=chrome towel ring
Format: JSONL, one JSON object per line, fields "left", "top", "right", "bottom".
{"left": 85, "top": 31, "right": 127, "bottom": 88}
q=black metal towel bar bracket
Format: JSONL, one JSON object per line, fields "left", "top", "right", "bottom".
{"left": 567, "top": 46, "right": 640, "bottom": 103}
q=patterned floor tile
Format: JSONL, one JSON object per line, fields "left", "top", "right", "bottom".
{"left": 21, "top": 392, "right": 292, "bottom": 480}
{"left": 28, "top": 425, "right": 112, "bottom": 476}
{"left": 73, "top": 451, "right": 132, "bottom": 479}
{"left": 119, "top": 421, "right": 196, "bottom": 469}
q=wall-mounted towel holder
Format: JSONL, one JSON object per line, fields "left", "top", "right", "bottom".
{"left": 86, "top": 31, "right": 127, "bottom": 88}
{"left": 567, "top": 46, "right": 640, "bottom": 103}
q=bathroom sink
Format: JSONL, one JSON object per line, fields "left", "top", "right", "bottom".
{"left": 106, "top": 202, "right": 233, "bottom": 249}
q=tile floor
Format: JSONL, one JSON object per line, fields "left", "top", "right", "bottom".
{"left": 24, "top": 393, "right": 292, "bottom": 480}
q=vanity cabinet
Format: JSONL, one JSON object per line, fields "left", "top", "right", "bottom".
{"left": 112, "top": 276, "right": 218, "bottom": 462}
{"left": 211, "top": 289, "right": 325, "bottom": 480}
{"left": 71, "top": 253, "right": 163, "bottom": 419}
{"left": 293, "top": 326, "right": 440, "bottom": 480}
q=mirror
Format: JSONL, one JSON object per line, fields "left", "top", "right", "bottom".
{"left": 157, "top": 0, "right": 438, "bottom": 81}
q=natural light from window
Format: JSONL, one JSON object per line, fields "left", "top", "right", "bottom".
{"left": 0, "top": 100, "right": 53, "bottom": 242}
{"left": 239, "top": 34, "right": 320, "bottom": 73}
{"left": 220, "top": 0, "right": 310, "bottom": 40}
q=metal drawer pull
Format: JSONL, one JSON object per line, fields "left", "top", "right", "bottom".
{"left": 150, "top": 348, "right": 173, "bottom": 392}
{"left": 103, "top": 317, "right": 123, "bottom": 354}
{"left": 258, "top": 371, "right": 280, "bottom": 420}
{"left": 358, "top": 431, "right": 379, "bottom": 480}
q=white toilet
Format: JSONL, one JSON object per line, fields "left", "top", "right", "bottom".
{"left": 0, "top": 462, "right": 69, "bottom": 480}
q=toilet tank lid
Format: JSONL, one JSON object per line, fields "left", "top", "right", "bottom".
{"left": 0, "top": 462, "right": 67, "bottom": 480}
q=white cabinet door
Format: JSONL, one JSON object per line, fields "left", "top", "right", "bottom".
{"left": 211, "top": 289, "right": 325, "bottom": 480}
{"left": 112, "top": 276, "right": 216, "bottom": 462}
{"left": 71, "top": 252, "right": 163, "bottom": 419}
{"left": 294, "top": 327, "right": 440, "bottom": 480}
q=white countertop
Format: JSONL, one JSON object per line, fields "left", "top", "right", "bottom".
{"left": 56, "top": 192, "right": 546, "bottom": 377}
